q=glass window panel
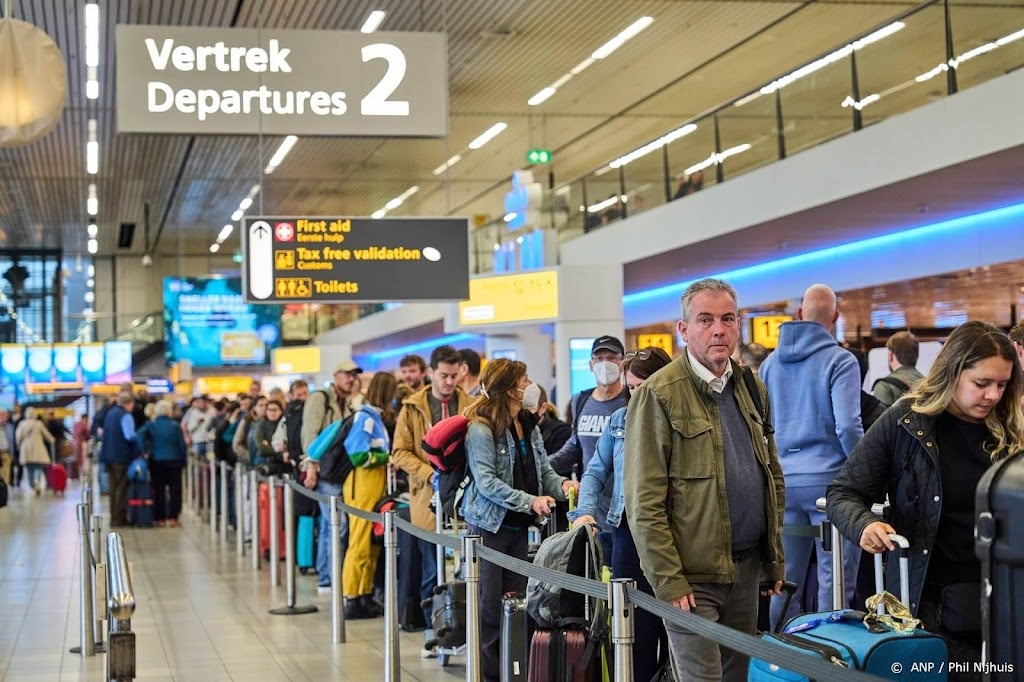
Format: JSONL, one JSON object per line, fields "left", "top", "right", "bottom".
{"left": 665, "top": 117, "right": 717, "bottom": 200}
{"left": 620, "top": 146, "right": 669, "bottom": 218}
{"left": 581, "top": 173, "right": 624, "bottom": 233}
{"left": 948, "top": 5, "right": 1024, "bottom": 91}
{"left": 777, "top": 52, "right": 852, "bottom": 156}
{"left": 717, "top": 93, "right": 779, "bottom": 179}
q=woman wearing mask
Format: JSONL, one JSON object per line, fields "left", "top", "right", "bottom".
{"left": 571, "top": 347, "right": 672, "bottom": 681}
{"left": 461, "top": 359, "right": 579, "bottom": 682}
{"left": 828, "top": 321, "right": 1024, "bottom": 680}
{"left": 340, "top": 372, "right": 398, "bottom": 619}
{"left": 16, "top": 407, "right": 55, "bottom": 495}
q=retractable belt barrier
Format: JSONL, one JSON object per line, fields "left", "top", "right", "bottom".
{"left": 206, "top": 463, "right": 889, "bottom": 681}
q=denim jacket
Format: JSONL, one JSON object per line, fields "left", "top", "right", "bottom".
{"left": 569, "top": 406, "right": 626, "bottom": 528}
{"left": 460, "top": 420, "right": 567, "bottom": 534}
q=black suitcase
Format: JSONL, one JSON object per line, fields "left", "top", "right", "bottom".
{"left": 976, "top": 452, "right": 1024, "bottom": 681}
{"left": 501, "top": 592, "right": 532, "bottom": 682}
{"left": 426, "top": 581, "right": 466, "bottom": 648}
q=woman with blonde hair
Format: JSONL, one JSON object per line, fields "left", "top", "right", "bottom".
{"left": 828, "top": 321, "right": 1024, "bottom": 679}
{"left": 16, "top": 407, "right": 55, "bottom": 495}
{"left": 460, "top": 359, "right": 578, "bottom": 681}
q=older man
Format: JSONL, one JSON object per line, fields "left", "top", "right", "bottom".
{"left": 624, "top": 278, "right": 785, "bottom": 682}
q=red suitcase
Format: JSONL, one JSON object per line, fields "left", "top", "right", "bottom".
{"left": 258, "top": 483, "right": 285, "bottom": 560}
{"left": 46, "top": 463, "right": 68, "bottom": 494}
{"left": 528, "top": 628, "right": 601, "bottom": 682}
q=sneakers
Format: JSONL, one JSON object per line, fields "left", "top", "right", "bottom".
{"left": 419, "top": 645, "right": 438, "bottom": 659}
{"left": 317, "top": 584, "right": 332, "bottom": 594}
{"left": 359, "top": 595, "right": 383, "bottom": 618}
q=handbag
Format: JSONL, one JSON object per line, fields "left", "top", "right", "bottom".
{"left": 937, "top": 582, "right": 981, "bottom": 636}
{"left": 58, "top": 440, "right": 74, "bottom": 459}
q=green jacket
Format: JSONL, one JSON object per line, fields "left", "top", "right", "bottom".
{"left": 622, "top": 353, "right": 786, "bottom": 602}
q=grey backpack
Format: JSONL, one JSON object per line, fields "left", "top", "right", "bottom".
{"left": 525, "top": 523, "right": 602, "bottom": 628}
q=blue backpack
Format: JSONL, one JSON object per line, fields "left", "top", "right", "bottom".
{"left": 127, "top": 457, "right": 149, "bottom": 482}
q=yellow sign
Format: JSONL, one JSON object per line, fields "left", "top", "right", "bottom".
{"left": 195, "top": 376, "right": 254, "bottom": 396}
{"left": 458, "top": 271, "right": 559, "bottom": 326}
{"left": 272, "top": 346, "right": 321, "bottom": 375}
{"left": 636, "top": 333, "right": 674, "bottom": 355}
{"left": 750, "top": 315, "right": 793, "bottom": 349}
{"left": 275, "top": 277, "right": 313, "bottom": 298}
{"left": 275, "top": 250, "right": 296, "bottom": 270}
{"left": 221, "top": 332, "right": 266, "bottom": 364}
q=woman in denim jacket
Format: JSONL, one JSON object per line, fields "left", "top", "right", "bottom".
{"left": 461, "top": 358, "right": 579, "bottom": 682}
{"left": 571, "top": 346, "right": 672, "bottom": 681}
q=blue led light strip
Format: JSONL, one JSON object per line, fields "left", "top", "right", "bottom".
{"left": 623, "top": 200, "right": 1024, "bottom": 306}
{"left": 359, "top": 332, "right": 480, "bottom": 362}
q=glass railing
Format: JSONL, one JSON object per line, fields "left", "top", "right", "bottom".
{"left": 114, "top": 312, "right": 164, "bottom": 353}
{"left": 470, "top": 0, "right": 1024, "bottom": 263}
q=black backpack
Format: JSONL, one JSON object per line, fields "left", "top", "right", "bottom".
{"left": 283, "top": 398, "right": 306, "bottom": 462}
{"left": 317, "top": 414, "right": 357, "bottom": 486}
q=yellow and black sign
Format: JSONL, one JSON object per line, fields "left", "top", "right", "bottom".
{"left": 244, "top": 216, "right": 469, "bottom": 303}
{"left": 750, "top": 315, "right": 793, "bottom": 349}
{"left": 636, "top": 333, "right": 674, "bottom": 355}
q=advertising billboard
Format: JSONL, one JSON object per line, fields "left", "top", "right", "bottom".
{"left": 164, "top": 276, "right": 281, "bottom": 367}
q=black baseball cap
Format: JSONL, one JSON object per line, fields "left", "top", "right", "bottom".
{"left": 591, "top": 335, "right": 625, "bottom": 356}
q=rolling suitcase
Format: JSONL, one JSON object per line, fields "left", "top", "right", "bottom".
{"left": 426, "top": 581, "right": 467, "bottom": 648}
{"left": 46, "top": 462, "right": 68, "bottom": 494}
{"left": 258, "top": 483, "right": 286, "bottom": 560}
{"left": 749, "top": 533, "right": 947, "bottom": 681}
{"left": 296, "top": 514, "right": 317, "bottom": 573}
{"left": 501, "top": 592, "right": 532, "bottom": 682}
{"left": 127, "top": 478, "right": 154, "bottom": 527}
{"left": 976, "top": 452, "right": 1024, "bottom": 680}
{"left": 528, "top": 627, "right": 600, "bottom": 682}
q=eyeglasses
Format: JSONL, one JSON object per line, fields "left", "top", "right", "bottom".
{"left": 625, "top": 350, "right": 653, "bottom": 361}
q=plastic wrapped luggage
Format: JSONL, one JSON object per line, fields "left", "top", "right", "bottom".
{"left": 258, "top": 482, "right": 285, "bottom": 560}
{"left": 749, "top": 533, "right": 948, "bottom": 681}
{"left": 46, "top": 462, "right": 68, "bottom": 494}
{"left": 501, "top": 592, "right": 532, "bottom": 682}
{"left": 976, "top": 452, "right": 1024, "bottom": 681}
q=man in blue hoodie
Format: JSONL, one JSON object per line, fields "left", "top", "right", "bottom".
{"left": 760, "top": 283, "right": 863, "bottom": 623}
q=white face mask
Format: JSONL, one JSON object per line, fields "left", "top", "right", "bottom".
{"left": 593, "top": 360, "right": 621, "bottom": 386}
{"left": 520, "top": 382, "right": 542, "bottom": 411}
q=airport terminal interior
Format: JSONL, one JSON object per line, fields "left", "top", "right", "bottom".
{"left": 2, "top": 0, "right": 1024, "bottom": 679}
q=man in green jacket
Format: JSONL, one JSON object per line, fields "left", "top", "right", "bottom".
{"left": 623, "top": 278, "right": 786, "bottom": 682}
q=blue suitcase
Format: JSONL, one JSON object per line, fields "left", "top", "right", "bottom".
{"left": 127, "top": 479, "right": 155, "bottom": 527}
{"left": 296, "top": 514, "right": 316, "bottom": 573}
{"left": 750, "top": 533, "right": 948, "bottom": 681}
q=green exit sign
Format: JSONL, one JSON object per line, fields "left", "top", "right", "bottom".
{"left": 526, "top": 148, "right": 552, "bottom": 164}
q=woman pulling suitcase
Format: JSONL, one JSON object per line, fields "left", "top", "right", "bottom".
{"left": 828, "top": 321, "right": 1024, "bottom": 681}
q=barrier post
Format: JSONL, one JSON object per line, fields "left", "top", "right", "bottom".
{"left": 330, "top": 494, "right": 345, "bottom": 643}
{"left": 270, "top": 479, "right": 318, "bottom": 616}
{"left": 184, "top": 457, "right": 192, "bottom": 513}
{"left": 106, "top": 533, "right": 137, "bottom": 682}
{"left": 208, "top": 458, "right": 217, "bottom": 535}
{"left": 76, "top": 505, "right": 96, "bottom": 657}
{"left": 464, "top": 534, "right": 482, "bottom": 682}
{"left": 251, "top": 470, "right": 260, "bottom": 571}
{"left": 91, "top": 514, "right": 105, "bottom": 650}
{"left": 269, "top": 476, "right": 280, "bottom": 586}
{"left": 610, "top": 579, "right": 635, "bottom": 682}
{"left": 816, "top": 497, "right": 844, "bottom": 610}
{"left": 219, "top": 461, "right": 228, "bottom": 542}
{"left": 383, "top": 510, "right": 400, "bottom": 682}
{"left": 235, "top": 465, "right": 244, "bottom": 557}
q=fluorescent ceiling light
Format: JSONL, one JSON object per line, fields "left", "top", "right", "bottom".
{"left": 400, "top": 185, "right": 419, "bottom": 200}
{"left": 503, "top": 212, "right": 517, "bottom": 223}
{"left": 840, "top": 93, "right": 880, "bottom": 110}
{"left": 385, "top": 197, "right": 402, "bottom": 210}
{"left": 87, "top": 238, "right": 98, "bottom": 254}
{"left": 86, "top": 66, "right": 99, "bottom": 99}
{"left": 87, "top": 183, "right": 98, "bottom": 216}
{"left": 360, "top": 10, "right": 386, "bottom": 34}
{"left": 468, "top": 122, "right": 508, "bottom": 150}
{"left": 610, "top": 123, "right": 697, "bottom": 168}
{"left": 528, "top": 87, "right": 556, "bottom": 106}
{"left": 570, "top": 57, "right": 595, "bottom": 75}
{"left": 217, "top": 224, "right": 233, "bottom": 242}
{"left": 371, "top": 209, "right": 386, "bottom": 219}
{"left": 684, "top": 143, "right": 751, "bottom": 175}
{"left": 87, "top": 223, "right": 98, "bottom": 237}
{"left": 915, "top": 63, "right": 947, "bottom": 83}
{"left": 592, "top": 16, "right": 653, "bottom": 60}
{"left": 265, "top": 135, "right": 298, "bottom": 174}
{"left": 86, "top": 142, "right": 98, "bottom": 174}
{"left": 239, "top": 197, "right": 253, "bottom": 211}
{"left": 997, "top": 27, "right": 1024, "bottom": 47}
{"left": 586, "top": 195, "right": 627, "bottom": 213}
{"left": 86, "top": 278, "right": 94, "bottom": 288}
{"left": 551, "top": 73, "right": 573, "bottom": 89}
{"left": 231, "top": 209, "right": 244, "bottom": 221}
{"left": 432, "top": 154, "right": 462, "bottom": 175}
{"left": 84, "top": 292, "right": 94, "bottom": 303}
{"left": 85, "top": 4, "right": 100, "bottom": 67}
{"left": 209, "top": 243, "right": 220, "bottom": 253}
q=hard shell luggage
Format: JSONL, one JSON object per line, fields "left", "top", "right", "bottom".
{"left": 127, "top": 479, "right": 154, "bottom": 527}
{"left": 528, "top": 627, "right": 600, "bottom": 682}
{"left": 500, "top": 592, "right": 532, "bottom": 682}
{"left": 426, "top": 581, "right": 466, "bottom": 649}
{"left": 749, "top": 533, "right": 948, "bottom": 681}
{"left": 296, "top": 514, "right": 317, "bottom": 573}
{"left": 258, "top": 482, "right": 286, "bottom": 560}
{"left": 976, "top": 452, "right": 1024, "bottom": 680}
{"left": 46, "top": 462, "right": 68, "bottom": 494}
{"left": 62, "top": 457, "right": 81, "bottom": 480}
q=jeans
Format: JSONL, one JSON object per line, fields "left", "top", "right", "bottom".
{"left": 468, "top": 524, "right": 528, "bottom": 682}
{"left": 770, "top": 484, "right": 860, "bottom": 624}
{"left": 664, "top": 549, "right": 761, "bottom": 682}
{"left": 414, "top": 535, "right": 439, "bottom": 633}
{"left": 25, "top": 463, "right": 46, "bottom": 491}
{"left": 316, "top": 479, "right": 348, "bottom": 587}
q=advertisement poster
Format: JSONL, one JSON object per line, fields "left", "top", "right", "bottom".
{"left": 569, "top": 338, "right": 597, "bottom": 396}
{"left": 26, "top": 345, "right": 53, "bottom": 384}
{"left": 164, "top": 276, "right": 281, "bottom": 367}
{"left": 104, "top": 341, "right": 133, "bottom": 385}
{"left": 80, "top": 343, "right": 106, "bottom": 384}
{"left": 53, "top": 344, "right": 80, "bottom": 384}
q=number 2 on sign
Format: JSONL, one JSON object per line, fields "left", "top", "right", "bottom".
{"left": 361, "top": 44, "right": 409, "bottom": 116}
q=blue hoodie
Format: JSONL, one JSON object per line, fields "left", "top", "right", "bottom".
{"left": 759, "top": 321, "right": 863, "bottom": 487}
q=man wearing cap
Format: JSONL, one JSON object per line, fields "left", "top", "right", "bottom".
{"left": 549, "top": 334, "right": 630, "bottom": 564}
{"left": 303, "top": 359, "right": 361, "bottom": 591}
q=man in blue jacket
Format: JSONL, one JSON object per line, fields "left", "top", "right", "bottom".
{"left": 100, "top": 392, "right": 138, "bottom": 527}
{"left": 760, "top": 284, "right": 863, "bottom": 623}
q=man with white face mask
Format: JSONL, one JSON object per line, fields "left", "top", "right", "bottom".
{"left": 549, "top": 335, "right": 629, "bottom": 564}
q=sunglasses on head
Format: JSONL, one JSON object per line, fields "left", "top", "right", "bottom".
{"left": 624, "top": 350, "right": 653, "bottom": 361}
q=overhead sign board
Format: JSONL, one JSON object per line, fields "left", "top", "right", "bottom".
{"left": 750, "top": 314, "right": 793, "bottom": 349}
{"left": 636, "top": 333, "right": 674, "bottom": 356}
{"left": 243, "top": 216, "right": 469, "bottom": 303}
{"left": 115, "top": 25, "right": 448, "bottom": 136}
{"left": 458, "top": 270, "right": 558, "bottom": 326}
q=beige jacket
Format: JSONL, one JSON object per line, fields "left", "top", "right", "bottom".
{"left": 17, "top": 419, "right": 55, "bottom": 465}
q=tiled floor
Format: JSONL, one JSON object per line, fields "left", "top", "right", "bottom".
{"left": 0, "top": 478, "right": 463, "bottom": 681}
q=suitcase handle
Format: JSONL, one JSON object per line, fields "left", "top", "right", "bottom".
{"left": 872, "top": 533, "right": 911, "bottom": 611}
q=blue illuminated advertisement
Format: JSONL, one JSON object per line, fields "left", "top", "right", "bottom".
{"left": 569, "top": 338, "right": 597, "bottom": 396}
{"left": 105, "top": 341, "right": 133, "bottom": 385}
{"left": 0, "top": 344, "right": 26, "bottom": 385}
{"left": 53, "top": 344, "right": 80, "bottom": 384}
{"left": 80, "top": 343, "right": 105, "bottom": 384}
{"left": 164, "top": 277, "right": 281, "bottom": 368}
{"left": 26, "top": 345, "right": 53, "bottom": 384}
